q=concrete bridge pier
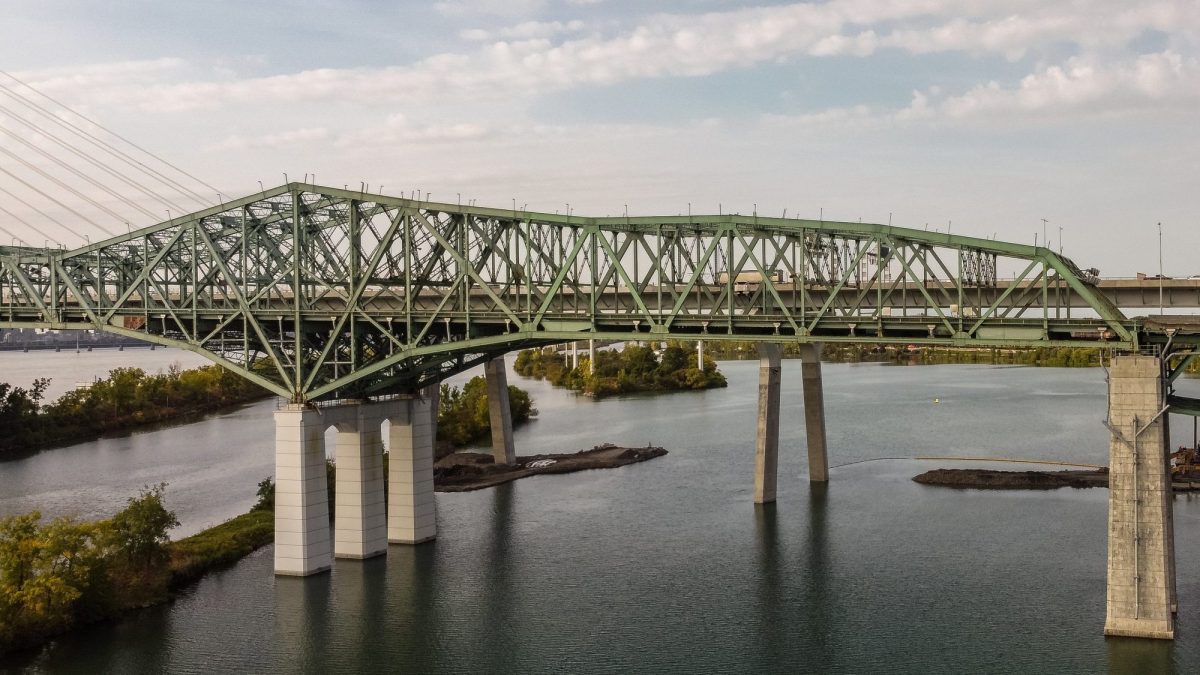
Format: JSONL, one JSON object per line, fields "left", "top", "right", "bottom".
{"left": 755, "top": 343, "right": 782, "bottom": 503}
{"left": 484, "top": 356, "right": 516, "bottom": 464}
{"left": 332, "top": 404, "right": 388, "bottom": 560}
{"left": 274, "top": 404, "right": 333, "bottom": 576}
{"left": 1104, "top": 355, "right": 1176, "bottom": 640}
{"left": 388, "top": 392, "right": 438, "bottom": 545}
{"left": 799, "top": 344, "right": 829, "bottom": 482}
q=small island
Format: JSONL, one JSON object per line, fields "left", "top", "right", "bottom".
{"left": 913, "top": 468, "right": 1110, "bottom": 490}
{"left": 514, "top": 341, "right": 726, "bottom": 398}
{"left": 914, "top": 467, "right": 1200, "bottom": 492}
{"left": 435, "top": 443, "right": 668, "bottom": 492}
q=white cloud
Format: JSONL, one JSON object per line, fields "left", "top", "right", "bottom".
{"left": 434, "top": 0, "right": 548, "bottom": 18}
{"left": 16, "top": 1, "right": 1200, "bottom": 115}
{"left": 210, "top": 127, "right": 330, "bottom": 152}
{"left": 336, "top": 114, "right": 491, "bottom": 147}
{"left": 461, "top": 19, "right": 586, "bottom": 42}
{"left": 927, "top": 51, "right": 1200, "bottom": 120}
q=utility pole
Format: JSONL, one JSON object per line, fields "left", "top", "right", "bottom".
{"left": 1158, "top": 222, "right": 1164, "bottom": 315}
{"left": 1041, "top": 218, "right": 1048, "bottom": 249}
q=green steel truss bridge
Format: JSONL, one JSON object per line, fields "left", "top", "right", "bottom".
{"left": 0, "top": 183, "right": 1188, "bottom": 402}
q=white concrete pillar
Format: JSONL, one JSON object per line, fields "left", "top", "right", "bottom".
{"left": 484, "top": 357, "right": 516, "bottom": 464}
{"left": 333, "top": 404, "right": 387, "bottom": 560}
{"left": 1104, "top": 355, "right": 1175, "bottom": 640}
{"left": 274, "top": 404, "right": 332, "bottom": 576}
{"left": 697, "top": 340, "right": 704, "bottom": 369}
{"left": 588, "top": 339, "right": 596, "bottom": 374}
{"left": 388, "top": 397, "right": 437, "bottom": 545}
{"left": 799, "top": 343, "right": 829, "bottom": 483}
{"left": 571, "top": 341, "right": 578, "bottom": 370}
{"left": 755, "top": 343, "right": 781, "bottom": 504}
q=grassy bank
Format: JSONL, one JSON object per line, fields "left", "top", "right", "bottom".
{"left": 167, "top": 510, "right": 274, "bottom": 590}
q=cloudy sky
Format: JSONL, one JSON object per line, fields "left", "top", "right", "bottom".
{"left": 1, "top": 0, "right": 1197, "bottom": 276}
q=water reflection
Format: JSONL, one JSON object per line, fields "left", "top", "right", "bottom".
{"left": 754, "top": 501, "right": 782, "bottom": 665}
{"left": 804, "top": 482, "right": 831, "bottom": 668}
{"left": 1106, "top": 635, "right": 1174, "bottom": 674}
{"left": 273, "top": 574, "right": 332, "bottom": 672}
{"left": 481, "top": 483, "right": 517, "bottom": 672}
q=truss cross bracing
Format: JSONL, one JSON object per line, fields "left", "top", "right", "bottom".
{"left": 0, "top": 184, "right": 1143, "bottom": 401}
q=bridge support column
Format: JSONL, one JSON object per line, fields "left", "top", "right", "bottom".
{"left": 333, "top": 404, "right": 388, "bottom": 560}
{"left": 485, "top": 357, "right": 516, "bottom": 464}
{"left": 755, "top": 343, "right": 781, "bottom": 503}
{"left": 697, "top": 340, "right": 704, "bottom": 369}
{"left": 388, "top": 392, "right": 437, "bottom": 544}
{"left": 800, "top": 343, "right": 829, "bottom": 482}
{"left": 589, "top": 339, "right": 596, "bottom": 374}
{"left": 1104, "top": 355, "right": 1175, "bottom": 640}
{"left": 274, "top": 404, "right": 332, "bottom": 576}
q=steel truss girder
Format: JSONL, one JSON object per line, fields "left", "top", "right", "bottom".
{"left": 0, "top": 183, "right": 1138, "bottom": 402}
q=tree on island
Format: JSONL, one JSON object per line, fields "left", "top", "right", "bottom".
{"left": 513, "top": 341, "right": 726, "bottom": 399}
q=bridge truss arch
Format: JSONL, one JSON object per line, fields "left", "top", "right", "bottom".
{"left": 0, "top": 183, "right": 1136, "bottom": 401}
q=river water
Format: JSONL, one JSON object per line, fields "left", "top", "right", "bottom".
{"left": 1, "top": 351, "right": 1199, "bottom": 673}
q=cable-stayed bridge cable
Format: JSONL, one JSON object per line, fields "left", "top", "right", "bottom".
{"left": 0, "top": 165, "right": 116, "bottom": 237}
{"left": 0, "top": 125, "right": 161, "bottom": 220}
{"left": 0, "top": 143, "right": 130, "bottom": 226}
{"left": 0, "top": 79, "right": 212, "bottom": 209}
{"left": 0, "top": 69, "right": 221, "bottom": 198}
{"left": 0, "top": 185, "right": 64, "bottom": 246}
{"left": 0, "top": 104, "right": 190, "bottom": 215}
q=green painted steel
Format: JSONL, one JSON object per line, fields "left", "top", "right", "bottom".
{"left": 0, "top": 183, "right": 1144, "bottom": 401}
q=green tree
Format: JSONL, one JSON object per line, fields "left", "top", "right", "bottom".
{"left": 0, "top": 512, "right": 103, "bottom": 650}
{"left": 105, "top": 484, "right": 179, "bottom": 569}
{"left": 252, "top": 478, "right": 275, "bottom": 512}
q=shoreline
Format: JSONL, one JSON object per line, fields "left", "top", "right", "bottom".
{"left": 1, "top": 442, "right": 665, "bottom": 659}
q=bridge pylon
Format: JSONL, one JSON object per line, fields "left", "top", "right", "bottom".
{"left": 1103, "top": 355, "right": 1176, "bottom": 639}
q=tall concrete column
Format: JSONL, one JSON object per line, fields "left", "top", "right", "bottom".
{"left": 1104, "top": 355, "right": 1175, "bottom": 640}
{"left": 333, "top": 404, "right": 387, "bottom": 560}
{"left": 274, "top": 404, "right": 332, "bottom": 576}
{"left": 755, "top": 343, "right": 782, "bottom": 503}
{"left": 484, "top": 356, "right": 516, "bottom": 464}
{"left": 1164, "top": 413, "right": 1178, "bottom": 615}
{"left": 799, "top": 343, "right": 829, "bottom": 483}
{"left": 697, "top": 340, "right": 704, "bottom": 369}
{"left": 588, "top": 339, "right": 596, "bottom": 374}
{"left": 387, "top": 397, "right": 437, "bottom": 544}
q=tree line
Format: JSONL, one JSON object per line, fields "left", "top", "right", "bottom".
{"left": 513, "top": 342, "right": 727, "bottom": 398}
{"left": 699, "top": 341, "right": 1200, "bottom": 370}
{"left": 0, "top": 364, "right": 266, "bottom": 460}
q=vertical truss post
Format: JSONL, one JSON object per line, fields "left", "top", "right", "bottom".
{"left": 291, "top": 188, "right": 303, "bottom": 397}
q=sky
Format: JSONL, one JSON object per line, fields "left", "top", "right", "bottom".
{"left": 0, "top": 0, "right": 1197, "bottom": 276}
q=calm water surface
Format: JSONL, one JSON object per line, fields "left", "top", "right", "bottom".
{"left": 2, "top": 353, "right": 1199, "bottom": 673}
